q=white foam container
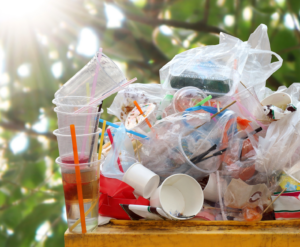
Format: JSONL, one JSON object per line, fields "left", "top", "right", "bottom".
{"left": 123, "top": 163, "right": 160, "bottom": 199}
{"left": 150, "top": 174, "right": 204, "bottom": 220}
{"left": 261, "top": 92, "right": 291, "bottom": 109}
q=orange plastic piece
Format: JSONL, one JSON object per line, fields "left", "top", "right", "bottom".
{"left": 70, "top": 124, "right": 87, "bottom": 234}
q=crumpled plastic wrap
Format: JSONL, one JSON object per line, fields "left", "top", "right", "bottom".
{"left": 102, "top": 124, "right": 136, "bottom": 180}
{"left": 254, "top": 103, "right": 300, "bottom": 176}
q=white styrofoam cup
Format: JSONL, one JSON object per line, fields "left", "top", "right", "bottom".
{"left": 123, "top": 163, "right": 160, "bottom": 199}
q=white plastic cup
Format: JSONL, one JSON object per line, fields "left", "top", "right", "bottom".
{"left": 123, "top": 163, "right": 160, "bottom": 199}
{"left": 261, "top": 92, "right": 291, "bottom": 110}
{"left": 203, "top": 173, "right": 219, "bottom": 202}
{"left": 150, "top": 174, "right": 204, "bottom": 220}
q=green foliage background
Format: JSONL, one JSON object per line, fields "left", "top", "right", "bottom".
{"left": 1, "top": 0, "right": 300, "bottom": 246}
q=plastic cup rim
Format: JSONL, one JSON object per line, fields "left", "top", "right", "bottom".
{"left": 158, "top": 173, "right": 203, "bottom": 220}
{"left": 53, "top": 126, "right": 102, "bottom": 137}
{"left": 54, "top": 106, "right": 103, "bottom": 115}
{"left": 52, "top": 96, "right": 102, "bottom": 107}
{"left": 56, "top": 156, "right": 104, "bottom": 168}
{"left": 172, "top": 86, "right": 208, "bottom": 113}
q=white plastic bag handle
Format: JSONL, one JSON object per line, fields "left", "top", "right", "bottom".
{"left": 249, "top": 49, "right": 283, "bottom": 75}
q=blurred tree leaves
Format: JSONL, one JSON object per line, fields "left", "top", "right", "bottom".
{"left": 1, "top": 0, "right": 300, "bottom": 246}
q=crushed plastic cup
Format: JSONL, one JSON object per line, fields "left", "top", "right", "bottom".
{"left": 261, "top": 92, "right": 291, "bottom": 110}
{"left": 172, "top": 86, "right": 210, "bottom": 113}
{"left": 125, "top": 103, "right": 156, "bottom": 134}
{"left": 53, "top": 126, "right": 102, "bottom": 162}
{"left": 203, "top": 173, "right": 219, "bottom": 202}
{"left": 54, "top": 52, "right": 127, "bottom": 99}
{"left": 54, "top": 106, "right": 103, "bottom": 129}
{"left": 284, "top": 161, "right": 300, "bottom": 184}
{"left": 150, "top": 174, "right": 203, "bottom": 220}
{"left": 123, "top": 162, "right": 160, "bottom": 199}
{"left": 178, "top": 129, "right": 220, "bottom": 180}
{"left": 56, "top": 157, "right": 103, "bottom": 233}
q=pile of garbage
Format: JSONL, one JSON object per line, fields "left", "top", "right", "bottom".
{"left": 55, "top": 24, "right": 300, "bottom": 229}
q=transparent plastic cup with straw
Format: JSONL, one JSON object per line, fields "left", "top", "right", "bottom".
{"left": 57, "top": 157, "right": 103, "bottom": 233}
{"left": 54, "top": 106, "right": 103, "bottom": 129}
{"left": 53, "top": 126, "right": 102, "bottom": 163}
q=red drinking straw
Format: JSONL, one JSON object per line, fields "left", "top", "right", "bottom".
{"left": 107, "top": 128, "right": 124, "bottom": 172}
{"left": 70, "top": 124, "right": 87, "bottom": 234}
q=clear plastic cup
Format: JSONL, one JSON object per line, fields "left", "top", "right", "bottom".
{"left": 53, "top": 126, "right": 102, "bottom": 163}
{"left": 54, "top": 106, "right": 103, "bottom": 129}
{"left": 172, "top": 86, "right": 210, "bottom": 113}
{"left": 177, "top": 129, "right": 220, "bottom": 180}
{"left": 56, "top": 157, "right": 103, "bottom": 233}
{"left": 52, "top": 96, "right": 101, "bottom": 107}
{"left": 54, "top": 52, "right": 126, "bottom": 99}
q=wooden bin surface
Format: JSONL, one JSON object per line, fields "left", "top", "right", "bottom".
{"left": 65, "top": 219, "right": 300, "bottom": 247}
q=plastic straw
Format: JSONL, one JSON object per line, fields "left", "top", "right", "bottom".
{"left": 99, "top": 119, "right": 148, "bottom": 139}
{"left": 194, "top": 101, "right": 237, "bottom": 129}
{"left": 70, "top": 125, "right": 86, "bottom": 234}
{"left": 74, "top": 78, "right": 137, "bottom": 114}
{"left": 194, "top": 95, "right": 212, "bottom": 107}
{"left": 88, "top": 102, "right": 103, "bottom": 162}
{"left": 133, "top": 101, "right": 152, "bottom": 128}
{"left": 70, "top": 199, "right": 98, "bottom": 232}
{"left": 80, "top": 49, "right": 103, "bottom": 161}
{"left": 106, "top": 128, "right": 124, "bottom": 172}
{"left": 263, "top": 188, "right": 287, "bottom": 213}
{"left": 98, "top": 120, "right": 106, "bottom": 160}
{"left": 91, "top": 48, "right": 102, "bottom": 98}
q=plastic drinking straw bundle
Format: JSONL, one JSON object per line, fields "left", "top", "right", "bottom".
{"left": 70, "top": 124, "right": 86, "bottom": 234}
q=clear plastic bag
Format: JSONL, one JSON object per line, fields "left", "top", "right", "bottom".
{"left": 220, "top": 24, "right": 283, "bottom": 101}
{"left": 219, "top": 86, "right": 270, "bottom": 131}
{"left": 137, "top": 111, "right": 211, "bottom": 181}
{"left": 107, "top": 83, "right": 167, "bottom": 122}
{"left": 217, "top": 170, "right": 272, "bottom": 221}
{"left": 254, "top": 103, "right": 300, "bottom": 176}
{"left": 102, "top": 124, "right": 136, "bottom": 180}
{"left": 159, "top": 42, "right": 247, "bottom": 98}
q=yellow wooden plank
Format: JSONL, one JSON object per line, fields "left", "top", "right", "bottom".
{"left": 65, "top": 220, "right": 300, "bottom": 247}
